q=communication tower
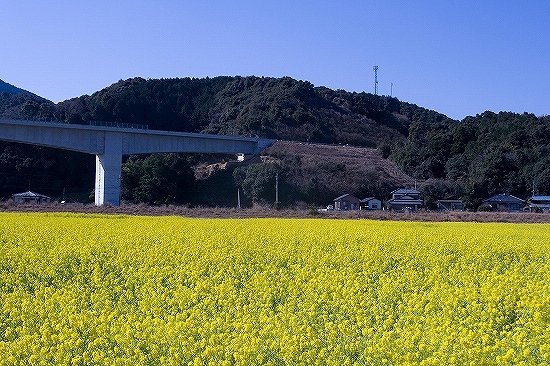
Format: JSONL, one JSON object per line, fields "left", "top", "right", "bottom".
{"left": 373, "top": 66, "right": 379, "bottom": 95}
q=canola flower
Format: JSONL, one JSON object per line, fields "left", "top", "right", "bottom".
{"left": 0, "top": 212, "right": 550, "bottom": 365}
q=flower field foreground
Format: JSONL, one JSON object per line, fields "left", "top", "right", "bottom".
{"left": 1, "top": 213, "right": 550, "bottom": 365}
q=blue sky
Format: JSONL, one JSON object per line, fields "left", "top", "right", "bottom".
{"left": 1, "top": 1, "right": 548, "bottom": 120}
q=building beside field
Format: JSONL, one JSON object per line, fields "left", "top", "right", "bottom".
{"left": 333, "top": 194, "right": 382, "bottom": 211}
{"left": 436, "top": 199, "right": 464, "bottom": 211}
{"left": 482, "top": 193, "right": 525, "bottom": 212}
{"left": 360, "top": 197, "right": 382, "bottom": 210}
{"left": 526, "top": 195, "right": 550, "bottom": 212}
{"left": 333, "top": 194, "right": 361, "bottom": 210}
{"left": 11, "top": 190, "right": 51, "bottom": 204}
{"left": 388, "top": 188, "right": 423, "bottom": 212}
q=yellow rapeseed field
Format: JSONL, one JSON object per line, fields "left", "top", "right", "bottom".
{"left": 1, "top": 212, "right": 549, "bottom": 365}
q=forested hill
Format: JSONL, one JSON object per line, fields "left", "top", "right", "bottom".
{"left": 391, "top": 111, "right": 550, "bottom": 208}
{"left": 2, "top": 76, "right": 550, "bottom": 208}
{"left": 0, "top": 79, "right": 48, "bottom": 102}
{"left": 0, "top": 79, "right": 33, "bottom": 96}
{"left": 50, "top": 76, "right": 450, "bottom": 147}
{"left": 0, "top": 79, "right": 53, "bottom": 119}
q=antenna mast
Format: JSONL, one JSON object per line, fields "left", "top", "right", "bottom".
{"left": 373, "top": 66, "right": 379, "bottom": 95}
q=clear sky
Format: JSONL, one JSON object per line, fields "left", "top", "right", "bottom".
{"left": 1, "top": 1, "right": 548, "bottom": 120}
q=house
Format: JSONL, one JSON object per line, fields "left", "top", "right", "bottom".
{"left": 360, "top": 197, "right": 382, "bottom": 210}
{"left": 482, "top": 193, "right": 525, "bottom": 212}
{"left": 527, "top": 195, "right": 550, "bottom": 212}
{"left": 437, "top": 199, "right": 464, "bottom": 211}
{"left": 333, "top": 194, "right": 361, "bottom": 210}
{"left": 388, "top": 188, "right": 422, "bottom": 212}
{"left": 11, "top": 191, "right": 51, "bottom": 204}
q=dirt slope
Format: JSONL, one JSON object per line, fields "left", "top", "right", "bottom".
{"left": 259, "top": 141, "right": 415, "bottom": 204}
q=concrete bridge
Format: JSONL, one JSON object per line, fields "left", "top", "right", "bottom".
{"left": 0, "top": 119, "right": 274, "bottom": 205}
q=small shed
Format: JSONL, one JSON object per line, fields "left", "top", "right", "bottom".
{"left": 482, "top": 193, "right": 524, "bottom": 212}
{"left": 360, "top": 197, "right": 382, "bottom": 210}
{"left": 437, "top": 199, "right": 464, "bottom": 211}
{"left": 11, "top": 191, "right": 52, "bottom": 204}
{"left": 333, "top": 194, "right": 361, "bottom": 210}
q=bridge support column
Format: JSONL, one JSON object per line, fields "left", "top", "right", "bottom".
{"left": 95, "top": 133, "right": 123, "bottom": 206}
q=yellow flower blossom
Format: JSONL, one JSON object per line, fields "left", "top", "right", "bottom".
{"left": 1, "top": 213, "right": 550, "bottom": 365}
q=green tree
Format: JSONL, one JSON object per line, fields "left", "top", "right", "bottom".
{"left": 20, "top": 100, "right": 40, "bottom": 118}
{"left": 121, "top": 153, "right": 195, "bottom": 204}
{"left": 121, "top": 157, "right": 144, "bottom": 201}
{"left": 420, "top": 179, "right": 464, "bottom": 210}
{"left": 534, "top": 168, "right": 550, "bottom": 196}
{"left": 233, "top": 163, "right": 279, "bottom": 205}
{"left": 445, "top": 154, "right": 469, "bottom": 181}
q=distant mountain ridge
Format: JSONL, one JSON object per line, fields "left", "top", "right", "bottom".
{"left": 0, "top": 79, "right": 53, "bottom": 120}
{"left": 0, "top": 79, "right": 44, "bottom": 99}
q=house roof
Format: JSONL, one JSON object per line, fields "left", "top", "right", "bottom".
{"left": 334, "top": 193, "right": 359, "bottom": 201}
{"left": 528, "top": 196, "right": 550, "bottom": 208}
{"left": 389, "top": 194, "right": 421, "bottom": 201}
{"left": 483, "top": 193, "right": 524, "bottom": 204}
{"left": 391, "top": 188, "right": 420, "bottom": 195}
{"left": 437, "top": 199, "right": 463, "bottom": 203}
{"left": 530, "top": 195, "right": 550, "bottom": 201}
{"left": 389, "top": 201, "right": 423, "bottom": 206}
{"left": 12, "top": 190, "right": 51, "bottom": 199}
{"left": 388, "top": 195, "right": 423, "bottom": 204}
{"left": 360, "top": 197, "right": 379, "bottom": 203}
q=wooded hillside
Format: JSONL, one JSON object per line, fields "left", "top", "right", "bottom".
{"left": 52, "top": 76, "right": 434, "bottom": 146}
{"left": 1, "top": 76, "right": 549, "bottom": 209}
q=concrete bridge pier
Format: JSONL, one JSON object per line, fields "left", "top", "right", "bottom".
{"left": 95, "top": 132, "right": 123, "bottom": 206}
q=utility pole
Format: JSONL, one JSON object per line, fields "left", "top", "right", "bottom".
{"left": 275, "top": 172, "right": 279, "bottom": 205}
{"left": 373, "top": 66, "right": 379, "bottom": 95}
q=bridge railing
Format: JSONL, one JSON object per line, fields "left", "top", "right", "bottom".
{"left": 0, "top": 118, "right": 149, "bottom": 130}
{"left": 89, "top": 121, "right": 149, "bottom": 130}
{"left": 0, "top": 117, "right": 61, "bottom": 123}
